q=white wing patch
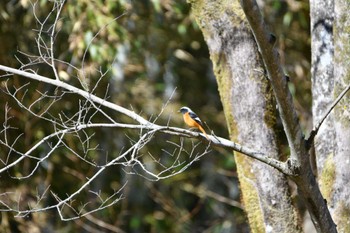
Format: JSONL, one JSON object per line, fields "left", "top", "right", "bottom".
{"left": 189, "top": 111, "right": 203, "bottom": 125}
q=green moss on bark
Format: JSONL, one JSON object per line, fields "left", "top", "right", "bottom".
{"left": 236, "top": 156, "right": 265, "bottom": 233}
{"left": 319, "top": 153, "right": 335, "bottom": 201}
{"left": 335, "top": 203, "right": 350, "bottom": 233}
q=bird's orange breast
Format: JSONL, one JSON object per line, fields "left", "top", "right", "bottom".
{"left": 183, "top": 112, "right": 200, "bottom": 128}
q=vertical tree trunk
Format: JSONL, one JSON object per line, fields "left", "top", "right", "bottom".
{"left": 332, "top": 1, "right": 350, "bottom": 232}
{"left": 189, "top": 1, "right": 301, "bottom": 232}
{"left": 311, "top": 1, "right": 350, "bottom": 231}
{"left": 309, "top": 1, "right": 335, "bottom": 232}
{"left": 310, "top": 0, "right": 335, "bottom": 177}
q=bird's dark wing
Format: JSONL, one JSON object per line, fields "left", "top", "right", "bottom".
{"left": 189, "top": 111, "right": 203, "bottom": 126}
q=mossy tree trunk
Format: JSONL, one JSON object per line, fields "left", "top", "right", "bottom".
{"left": 189, "top": 1, "right": 301, "bottom": 232}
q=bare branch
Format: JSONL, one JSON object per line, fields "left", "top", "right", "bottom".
{"left": 0, "top": 64, "right": 286, "bottom": 172}
{"left": 306, "top": 81, "right": 350, "bottom": 149}
{"left": 0, "top": 64, "right": 150, "bottom": 125}
{"left": 81, "top": 12, "right": 127, "bottom": 88}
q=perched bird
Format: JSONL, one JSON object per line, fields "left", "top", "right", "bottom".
{"left": 179, "top": 106, "right": 208, "bottom": 139}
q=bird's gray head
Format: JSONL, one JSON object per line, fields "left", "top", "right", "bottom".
{"left": 179, "top": 106, "right": 191, "bottom": 114}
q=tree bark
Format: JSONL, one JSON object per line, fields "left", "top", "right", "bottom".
{"left": 189, "top": 1, "right": 301, "bottom": 232}
{"left": 309, "top": 0, "right": 336, "bottom": 231}
{"left": 310, "top": 0, "right": 335, "bottom": 177}
{"left": 331, "top": 1, "right": 350, "bottom": 232}
{"left": 311, "top": 1, "right": 350, "bottom": 232}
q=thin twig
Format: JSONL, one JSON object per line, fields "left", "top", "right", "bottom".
{"left": 306, "top": 82, "right": 350, "bottom": 149}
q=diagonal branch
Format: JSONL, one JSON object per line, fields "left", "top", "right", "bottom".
{"left": 306, "top": 82, "right": 350, "bottom": 149}
{"left": 0, "top": 64, "right": 150, "bottom": 125}
{"left": 0, "top": 64, "right": 294, "bottom": 175}
{"left": 208, "top": 134, "right": 291, "bottom": 175}
{"left": 240, "top": 0, "right": 305, "bottom": 165}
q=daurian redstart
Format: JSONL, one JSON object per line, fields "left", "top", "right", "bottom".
{"left": 179, "top": 106, "right": 208, "bottom": 139}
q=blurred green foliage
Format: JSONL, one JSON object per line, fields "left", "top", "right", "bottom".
{"left": 0, "top": 0, "right": 310, "bottom": 232}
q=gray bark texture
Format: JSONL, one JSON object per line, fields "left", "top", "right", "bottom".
{"left": 332, "top": 1, "right": 350, "bottom": 232}
{"left": 311, "top": 0, "right": 350, "bottom": 232}
{"left": 310, "top": 0, "right": 335, "bottom": 175}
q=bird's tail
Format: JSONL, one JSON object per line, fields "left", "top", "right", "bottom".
{"left": 198, "top": 125, "right": 209, "bottom": 139}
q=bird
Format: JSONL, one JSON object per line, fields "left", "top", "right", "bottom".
{"left": 179, "top": 106, "right": 208, "bottom": 139}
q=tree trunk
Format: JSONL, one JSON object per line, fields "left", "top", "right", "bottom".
{"left": 310, "top": 0, "right": 335, "bottom": 177}
{"left": 189, "top": 1, "right": 301, "bottom": 232}
{"left": 311, "top": 1, "right": 350, "bottom": 232}
{"left": 332, "top": 1, "right": 350, "bottom": 232}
